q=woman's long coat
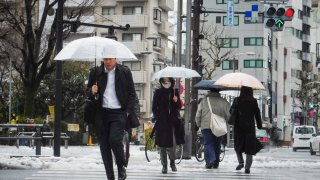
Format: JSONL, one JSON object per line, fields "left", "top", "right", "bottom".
{"left": 231, "top": 97, "right": 262, "bottom": 155}
{"left": 152, "top": 88, "right": 185, "bottom": 148}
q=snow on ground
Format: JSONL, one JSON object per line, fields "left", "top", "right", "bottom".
{"left": 0, "top": 145, "right": 319, "bottom": 170}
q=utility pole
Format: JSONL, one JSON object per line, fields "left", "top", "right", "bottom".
{"left": 268, "top": 30, "right": 273, "bottom": 125}
{"left": 190, "top": 0, "right": 202, "bottom": 155}
{"left": 54, "top": 0, "right": 64, "bottom": 157}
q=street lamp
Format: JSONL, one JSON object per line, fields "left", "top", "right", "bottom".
{"left": 232, "top": 52, "right": 256, "bottom": 72}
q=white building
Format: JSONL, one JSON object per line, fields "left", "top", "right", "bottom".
{"left": 203, "top": 0, "right": 319, "bottom": 144}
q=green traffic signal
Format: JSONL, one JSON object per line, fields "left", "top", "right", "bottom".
{"left": 275, "top": 19, "right": 284, "bottom": 28}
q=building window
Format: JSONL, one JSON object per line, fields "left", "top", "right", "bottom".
{"left": 222, "top": 59, "right": 238, "bottom": 70}
{"left": 152, "top": 37, "right": 161, "bottom": 48}
{"left": 153, "top": 9, "right": 161, "bottom": 21}
{"left": 217, "top": 38, "right": 239, "bottom": 48}
{"left": 223, "top": 16, "right": 239, "bottom": 26}
{"left": 123, "top": 6, "right": 143, "bottom": 15}
{"left": 244, "top": 37, "right": 263, "bottom": 46}
{"left": 217, "top": 0, "right": 239, "bottom": 4}
{"left": 244, "top": 59, "right": 263, "bottom": 68}
{"left": 122, "top": 33, "right": 142, "bottom": 41}
{"left": 102, "top": 7, "right": 115, "bottom": 15}
{"left": 122, "top": 61, "right": 141, "bottom": 71}
{"left": 216, "top": 16, "right": 221, "bottom": 24}
{"left": 298, "top": 10, "right": 303, "bottom": 19}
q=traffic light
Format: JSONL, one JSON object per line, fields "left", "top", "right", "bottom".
{"left": 264, "top": 7, "right": 295, "bottom": 31}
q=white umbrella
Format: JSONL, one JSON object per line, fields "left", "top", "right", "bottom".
{"left": 214, "top": 72, "right": 265, "bottom": 90}
{"left": 54, "top": 36, "right": 137, "bottom": 61}
{"left": 152, "top": 66, "right": 201, "bottom": 81}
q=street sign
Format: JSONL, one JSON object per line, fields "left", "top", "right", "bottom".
{"left": 227, "top": 0, "right": 234, "bottom": 26}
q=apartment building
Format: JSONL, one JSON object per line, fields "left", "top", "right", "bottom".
{"left": 203, "top": 0, "right": 319, "bottom": 144}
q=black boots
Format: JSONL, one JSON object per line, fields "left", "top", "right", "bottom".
{"left": 162, "top": 165, "right": 168, "bottom": 174}
{"left": 236, "top": 163, "right": 244, "bottom": 170}
{"left": 118, "top": 166, "right": 126, "bottom": 180}
{"left": 170, "top": 160, "right": 177, "bottom": 172}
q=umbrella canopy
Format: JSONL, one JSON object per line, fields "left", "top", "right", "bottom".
{"left": 152, "top": 66, "right": 201, "bottom": 80}
{"left": 214, "top": 72, "right": 265, "bottom": 90}
{"left": 193, "top": 80, "right": 238, "bottom": 91}
{"left": 54, "top": 36, "right": 137, "bottom": 61}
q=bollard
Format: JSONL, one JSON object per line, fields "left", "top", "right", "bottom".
{"left": 35, "top": 128, "right": 41, "bottom": 155}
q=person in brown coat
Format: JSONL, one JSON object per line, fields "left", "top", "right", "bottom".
{"left": 231, "top": 86, "right": 263, "bottom": 174}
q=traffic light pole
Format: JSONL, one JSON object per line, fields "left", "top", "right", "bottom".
{"left": 268, "top": 29, "right": 273, "bottom": 125}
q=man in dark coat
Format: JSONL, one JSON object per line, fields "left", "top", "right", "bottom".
{"left": 152, "top": 77, "right": 185, "bottom": 174}
{"left": 87, "top": 58, "right": 135, "bottom": 180}
{"left": 231, "top": 86, "right": 262, "bottom": 174}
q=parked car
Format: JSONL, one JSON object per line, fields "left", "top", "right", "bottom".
{"left": 310, "top": 134, "right": 320, "bottom": 155}
{"left": 256, "top": 128, "right": 270, "bottom": 151}
{"left": 292, "top": 125, "right": 316, "bottom": 152}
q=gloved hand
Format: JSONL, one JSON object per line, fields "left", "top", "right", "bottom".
{"left": 194, "top": 125, "right": 199, "bottom": 132}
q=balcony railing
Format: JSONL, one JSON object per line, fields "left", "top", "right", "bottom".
{"left": 302, "top": 52, "right": 311, "bottom": 62}
{"left": 131, "top": 71, "right": 147, "bottom": 83}
{"left": 159, "top": 21, "right": 173, "bottom": 36}
{"left": 159, "top": 0, "right": 174, "bottom": 11}
{"left": 122, "top": 41, "right": 148, "bottom": 55}
{"left": 102, "top": 15, "right": 148, "bottom": 28}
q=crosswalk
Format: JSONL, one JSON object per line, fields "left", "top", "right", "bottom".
{"left": 25, "top": 168, "right": 292, "bottom": 180}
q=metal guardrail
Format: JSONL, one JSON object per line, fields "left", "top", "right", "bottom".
{"left": 0, "top": 124, "right": 71, "bottom": 154}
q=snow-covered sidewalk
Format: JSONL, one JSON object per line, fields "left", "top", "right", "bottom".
{"left": 0, "top": 145, "right": 319, "bottom": 170}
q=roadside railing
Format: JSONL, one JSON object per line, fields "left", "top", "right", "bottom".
{"left": 0, "top": 124, "right": 70, "bottom": 155}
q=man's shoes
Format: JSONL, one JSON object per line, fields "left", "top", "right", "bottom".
{"left": 245, "top": 169, "right": 250, "bottom": 174}
{"left": 162, "top": 165, "right": 168, "bottom": 174}
{"left": 170, "top": 160, "right": 177, "bottom": 172}
{"left": 118, "top": 167, "right": 126, "bottom": 180}
{"left": 205, "top": 163, "right": 213, "bottom": 169}
{"left": 212, "top": 162, "right": 219, "bottom": 169}
{"left": 236, "top": 163, "right": 244, "bottom": 170}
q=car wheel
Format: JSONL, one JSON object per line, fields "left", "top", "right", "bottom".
{"left": 310, "top": 144, "right": 316, "bottom": 155}
{"left": 293, "top": 147, "right": 297, "bottom": 152}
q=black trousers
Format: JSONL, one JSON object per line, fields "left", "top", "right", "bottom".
{"left": 99, "top": 109, "right": 126, "bottom": 179}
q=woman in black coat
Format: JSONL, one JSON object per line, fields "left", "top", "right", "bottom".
{"left": 231, "top": 86, "right": 262, "bottom": 174}
{"left": 152, "top": 77, "right": 184, "bottom": 174}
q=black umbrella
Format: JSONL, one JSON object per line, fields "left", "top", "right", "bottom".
{"left": 193, "top": 80, "right": 238, "bottom": 91}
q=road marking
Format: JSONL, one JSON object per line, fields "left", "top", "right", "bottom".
{"left": 25, "top": 168, "right": 291, "bottom": 180}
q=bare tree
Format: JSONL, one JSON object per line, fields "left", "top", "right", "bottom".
{"left": 0, "top": 0, "right": 94, "bottom": 117}
{"left": 200, "top": 25, "right": 233, "bottom": 80}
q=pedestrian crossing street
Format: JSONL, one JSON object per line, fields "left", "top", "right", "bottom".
{"left": 25, "top": 168, "right": 292, "bottom": 180}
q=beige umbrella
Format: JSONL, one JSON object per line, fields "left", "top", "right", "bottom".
{"left": 214, "top": 72, "right": 265, "bottom": 90}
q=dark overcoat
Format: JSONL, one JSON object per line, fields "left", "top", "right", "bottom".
{"left": 86, "top": 63, "right": 135, "bottom": 139}
{"left": 152, "top": 87, "right": 185, "bottom": 148}
{"left": 231, "top": 97, "right": 262, "bottom": 155}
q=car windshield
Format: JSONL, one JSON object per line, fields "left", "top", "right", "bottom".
{"left": 256, "top": 129, "right": 267, "bottom": 137}
{"left": 295, "top": 127, "right": 314, "bottom": 134}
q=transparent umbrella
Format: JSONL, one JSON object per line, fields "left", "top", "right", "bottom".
{"left": 54, "top": 36, "right": 137, "bottom": 62}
